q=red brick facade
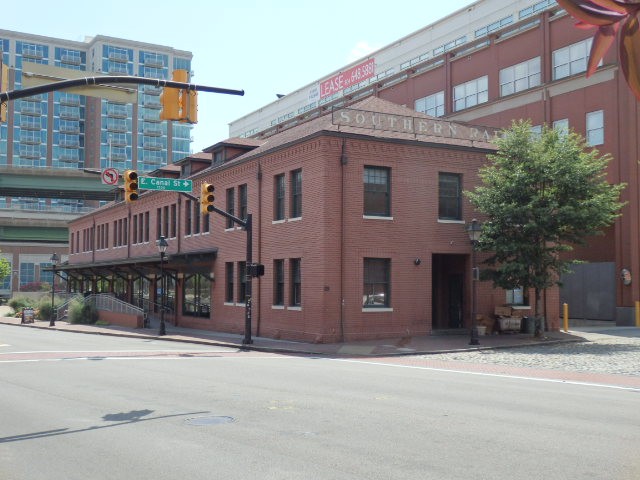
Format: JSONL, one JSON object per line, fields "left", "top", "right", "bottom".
{"left": 65, "top": 98, "right": 559, "bottom": 342}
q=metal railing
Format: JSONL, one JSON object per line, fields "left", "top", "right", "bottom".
{"left": 87, "top": 293, "right": 144, "bottom": 316}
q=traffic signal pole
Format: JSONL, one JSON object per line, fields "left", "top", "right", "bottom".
{"left": 1, "top": 75, "right": 244, "bottom": 103}
{"left": 181, "top": 192, "right": 254, "bottom": 345}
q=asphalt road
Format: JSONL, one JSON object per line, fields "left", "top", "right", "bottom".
{"left": 1, "top": 326, "right": 639, "bottom": 480}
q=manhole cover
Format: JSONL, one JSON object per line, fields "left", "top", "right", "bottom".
{"left": 185, "top": 415, "right": 235, "bottom": 426}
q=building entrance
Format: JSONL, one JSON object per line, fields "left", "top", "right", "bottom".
{"left": 432, "top": 254, "right": 466, "bottom": 330}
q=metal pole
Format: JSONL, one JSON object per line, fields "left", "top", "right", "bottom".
{"left": 243, "top": 214, "right": 253, "bottom": 345}
{"left": 49, "top": 265, "right": 56, "bottom": 327}
{"left": 469, "top": 243, "right": 479, "bottom": 345}
{"left": 159, "top": 252, "right": 166, "bottom": 336}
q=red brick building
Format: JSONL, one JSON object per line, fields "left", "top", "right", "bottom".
{"left": 62, "top": 97, "right": 559, "bottom": 342}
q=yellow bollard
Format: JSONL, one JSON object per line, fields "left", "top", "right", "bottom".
{"left": 563, "top": 303, "right": 569, "bottom": 332}
{"left": 636, "top": 301, "right": 640, "bottom": 328}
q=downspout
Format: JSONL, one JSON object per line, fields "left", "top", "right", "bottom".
{"left": 256, "top": 162, "right": 263, "bottom": 337}
{"left": 340, "top": 138, "right": 348, "bottom": 341}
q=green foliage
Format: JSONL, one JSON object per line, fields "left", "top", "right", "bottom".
{"left": 0, "top": 254, "right": 9, "bottom": 285}
{"left": 68, "top": 299, "right": 99, "bottom": 324}
{"left": 8, "top": 296, "right": 36, "bottom": 313}
{"left": 37, "top": 296, "right": 62, "bottom": 321}
{"left": 466, "top": 120, "right": 626, "bottom": 316}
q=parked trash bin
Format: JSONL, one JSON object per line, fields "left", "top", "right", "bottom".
{"left": 520, "top": 316, "right": 535, "bottom": 334}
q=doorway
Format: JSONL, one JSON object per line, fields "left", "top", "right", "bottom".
{"left": 432, "top": 254, "right": 466, "bottom": 330}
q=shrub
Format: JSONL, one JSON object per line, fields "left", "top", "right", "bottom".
{"left": 8, "top": 296, "right": 36, "bottom": 314}
{"left": 68, "top": 299, "right": 99, "bottom": 324}
{"left": 37, "top": 297, "right": 63, "bottom": 321}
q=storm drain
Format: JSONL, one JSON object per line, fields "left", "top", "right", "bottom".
{"left": 185, "top": 415, "right": 235, "bottom": 426}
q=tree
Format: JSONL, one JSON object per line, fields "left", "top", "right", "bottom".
{"left": 466, "top": 120, "right": 625, "bottom": 335}
{"left": 0, "top": 252, "right": 10, "bottom": 287}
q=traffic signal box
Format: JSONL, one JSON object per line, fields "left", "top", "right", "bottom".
{"left": 160, "top": 69, "right": 198, "bottom": 124}
{"left": 200, "top": 183, "right": 215, "bottom": 215}
{"left": 1, "top": 62, "right": 9, "bottom": 122}
{"left": 123, "top": 170, "right": 139, "bottom": 203}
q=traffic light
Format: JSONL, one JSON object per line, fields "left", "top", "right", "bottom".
{"left": 1, "top": 62, "right": 8, "bottom": 123}
{"left": 123, "top": 170, "right": 139, "bottom": 203}
{"left": 200, "top": 182, "right": 215, "bottom": 215}
{"left": 183, "top": 89, "right": 198, "bottom": 124}
{"left": 160, "top": 85, "right": 180, "bottom": 121}
{"left": 160, "top": 69, "right": 187, "bottom": 121}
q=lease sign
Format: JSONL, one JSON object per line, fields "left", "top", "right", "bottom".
{"left": 319, "top": 58, "right": 375, "bottom": 99}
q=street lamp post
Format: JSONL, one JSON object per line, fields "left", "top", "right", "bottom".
{"left": 49, "top": 252, "right": 59, "bottom": 327}
{"left": 157, "top": 236, "right": 168, "bottom": 336}
{"left": 466, "top": 219, "right": 482, "bottom": 346}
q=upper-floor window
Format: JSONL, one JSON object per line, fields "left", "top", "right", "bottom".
{"left": 439, "top": 172, "right": 462, "bottom": 221}
{"left": 552, "top": 38, "right": 594, "bottom": 80}
{"left": 553, "top": 118, "right": 569, "bottom": 136}
{"left": 499, "top": 57, "right": 541, "bottom": 96}
{"left": 453, "top": 76, "right": 488, "bottom": 112}
{"left": 586, "top": 110, "right": 604, "bottom": 146}
{"left": 226, "top": 187, "right": 235, "bottom": 229}
{"left": 364, "top": 166, "right": 390, "bottom": 217}
{"left": 274, "top": 174, "right": 285, "bottom": 221}
{"left": 239, "top": 184, "right": 248, "bottom": 222}
{"left": 415, "top": 91, "right": 445, "bottom": 117}
{"left": 290, "top": 169, "right": 302, "bottom": 218}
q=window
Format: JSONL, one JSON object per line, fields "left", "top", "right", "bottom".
{"left": 193, "top": 201, "right": 200, "bottom": 234}
{"left": 274, "top": 259, "right": 284, "bottom": 306}
{"left": 453, "top": 76, "right": 488, "bottom": 112}
{"left": 363, "top": 166, "right": 390, "bottom": 217}
{"left": 225, "top": 262, "right": 234, "bottom": 303}
{"left": 239, "top": 184, "right": 248, "bottom": 222}
{"left": 586, "top": 110, "right": 604, "bottom": 146}
{"left": 170, "top": 204, "right": 176, "bottom": 238}
{"left": 499, "top": 57, "right": 541, "bottom": 96}
{"left": 20, "top": 263, "right": 35, "bottom": 288}
{"left": 290, "top": 169, "right": 302, "bottom": 218}
{"left": 530, "top": 124, "right": 542, "bottom": 139}
{"left": 552, "top": 38, "right": 594, "bottom": 80}
{"left": 415, "top": 91, "right": 445, "bottom": 117}
{"left": 238, "top": 261, "right": 247, "bottom": 304}
{"left": 226, "top": 187, "right": 235, "bottom": 229}
{"left": 363, "top": 258, "right": 390, "bottom": 307}
{"left": 182, "top": 274, "right": 211, "bottom": 317}
{"left": 553, "top": 118, "right": 569, "bottom": 136}
{"left": 438, "top": 173, "right": 462, "bottom": 220}
{"left": 290, "top": 258, "right": 301, "bottom": 307}
{"left": 274, "top": 174, "right": 285, "bottom": 221}
{"left": 184, "top": 201, "right": 192, "bottom": 236}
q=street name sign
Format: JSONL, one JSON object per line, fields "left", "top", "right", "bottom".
{"left": 139, "top": 177, "right": 193, "bottom": 192}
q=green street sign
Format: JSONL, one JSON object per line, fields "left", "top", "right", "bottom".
{"left": 139, "top": 177, "right": 193, "bottom": 192}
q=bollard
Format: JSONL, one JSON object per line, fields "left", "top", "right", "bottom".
{"left": 563, "top": 303, "right": 569, "bottom": 332}
{"left": 636, "top": 301, "right": 640, "bottom": 328}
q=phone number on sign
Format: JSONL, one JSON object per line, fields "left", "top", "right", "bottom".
{"left": 319, "top": 58, "right": 375, "bottom": 98}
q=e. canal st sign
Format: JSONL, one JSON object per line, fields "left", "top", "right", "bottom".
{"left": 139, "top": 177, "right": 193, "bottom": 192}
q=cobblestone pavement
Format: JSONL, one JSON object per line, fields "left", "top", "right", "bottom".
{"left": 427, "top": 329, "right": 640, "bottom": 377}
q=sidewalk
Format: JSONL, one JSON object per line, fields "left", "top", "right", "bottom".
{"left": 0, "top": 306, "right": 586, "bottom": 356}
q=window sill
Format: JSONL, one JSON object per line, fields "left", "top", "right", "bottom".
{"left": 272, "top": 219, "right": 286, "bottom": 225}
{"left": 272, "top": 305, "right": 285, "bottom": 310}
{"left": 288, "top": 306, "right": 302, "bottom": 311}
{"left": 362, "top": 307, "right": 393, "bottom": 312}
{"left": 288, "top": 216, "right": 302, "bottom": 223}
{"left": 363, "top": 215, "right": 394, "bottom": 221}
{"left": 437, "top": 219, "right": 464, "bottom": 224}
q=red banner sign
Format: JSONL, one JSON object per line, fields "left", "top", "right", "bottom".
{"left": 320, "top": 58, "right": 375, "bottom": 99}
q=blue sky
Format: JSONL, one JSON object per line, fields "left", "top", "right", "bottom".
{"left": 4, "top": 0, "right": 472, "bottom": 152}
